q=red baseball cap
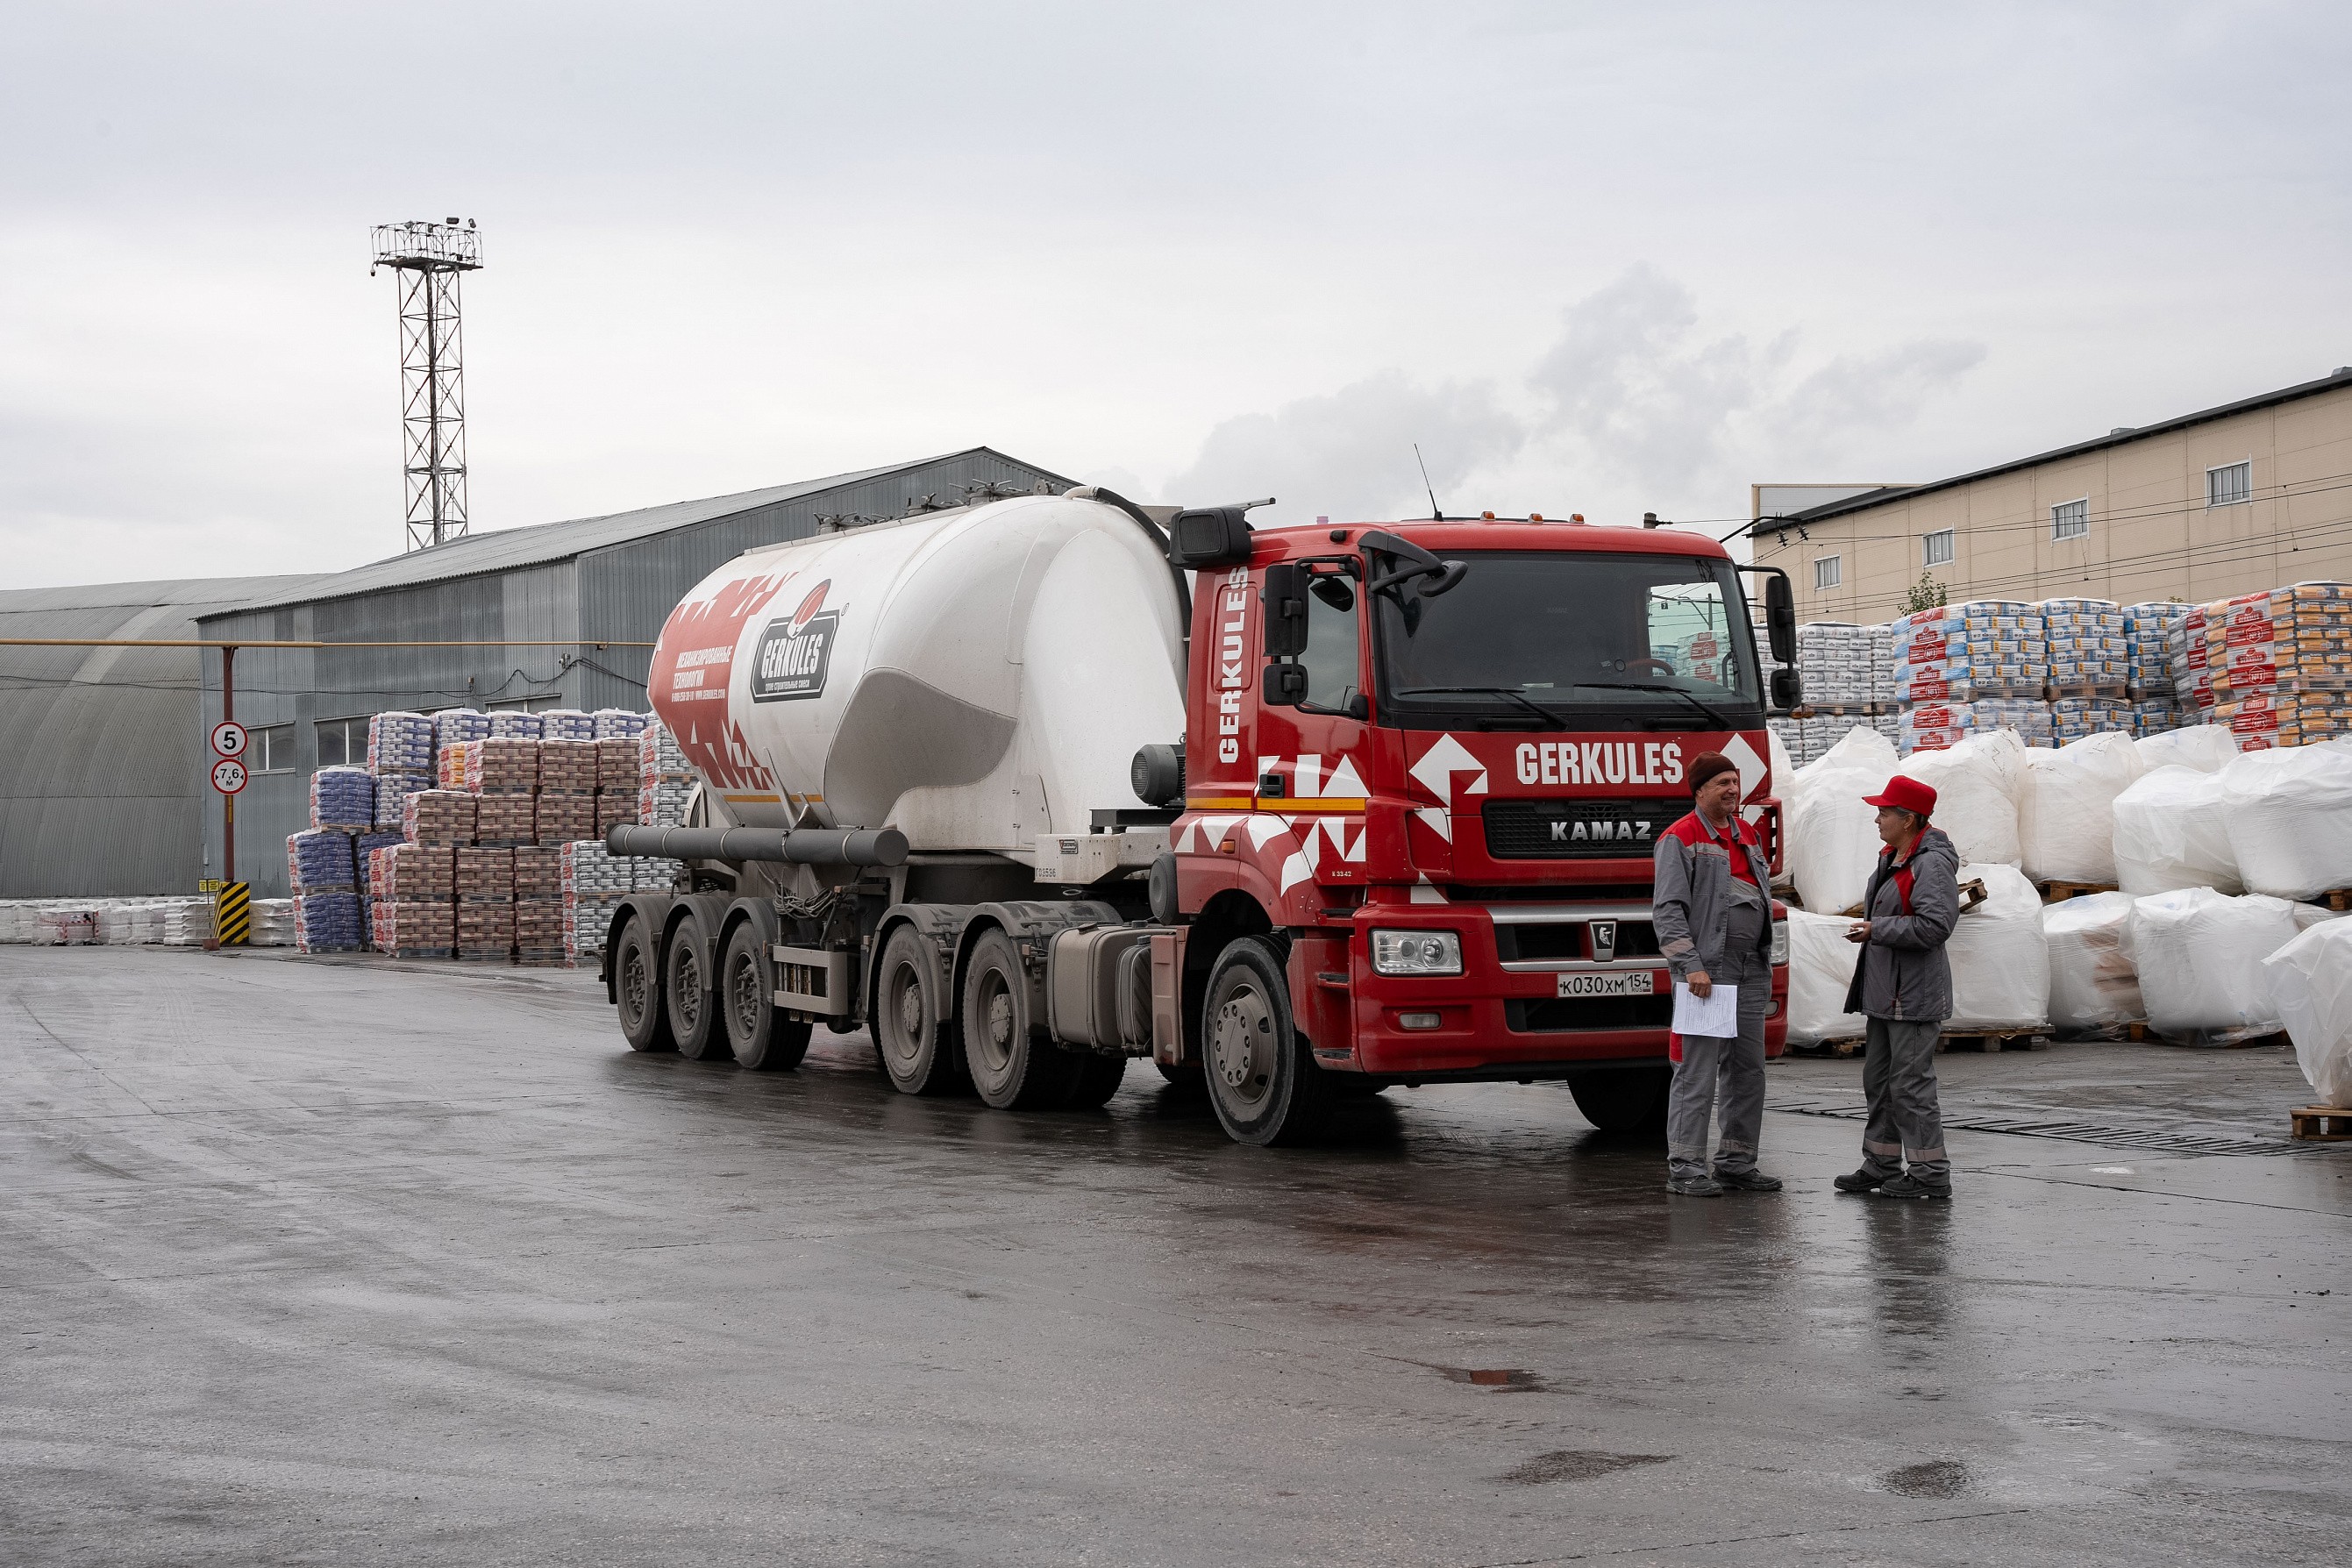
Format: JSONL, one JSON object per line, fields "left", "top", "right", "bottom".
{"left": 1862, "top": 774, "right": 1937, "bottom": 816}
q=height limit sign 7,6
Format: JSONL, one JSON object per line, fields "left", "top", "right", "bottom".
{"left": 211, "top": 756, "right": 249, "bottom": 795}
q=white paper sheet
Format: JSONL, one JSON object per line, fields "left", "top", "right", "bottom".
{"left": 1671, "top": 980, "right": 1739, "bottom": 1037}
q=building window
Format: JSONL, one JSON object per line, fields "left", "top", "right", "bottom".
{"left": 1814, "top": 555, "right": 1841, "bottom": 589}
{"left": 2051, "top": 499, "right": 2088, "bottom": 540}
{"left": 315, "top": 716, "right": 368, "bottom": 768}
{"left": 253, "top": 723, "right": 297, "bottom": 773}
{"left": 2207, "top": 460, "right": 2251, "bottom": 508}
{"left": 1922, "top": 529, "right": 1955, "bottom": 567}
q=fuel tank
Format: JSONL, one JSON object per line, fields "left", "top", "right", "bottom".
{"left": 648, "top": 495, "right": 1187, "bottom": 857}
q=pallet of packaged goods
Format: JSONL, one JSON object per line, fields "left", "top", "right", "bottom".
{"left": 2166, "top": 604, "right": 2214, "bottom": 719}
{"left": 367, "top": 711, "right": 438, "bottom": 776}
{"left": 455, "top": 845, "right": 516, "bottom": 962}
{"left": 246, "top": 898, "right": 296, "bottom": 947}
{"left": 403, "top": 788, "right": 477, "bottom": 847}
{"left": 286, "top": 830, "right": 359, "bottom": 894}
{"left": 1795, "top": 624, "right": 1877, "bottom": 709}
{"left": 2037, "top": 597, "right": 2128, "bottom": 696}
{"left": 512, "top": 845, "right": 564, "bottom": 963}
{"left": 487, "top": 709, "right": 543, "bottom": 739}
{"left": 1893, "top": 601, "right": 2049, "bottom": 705}
{"left": 2048, "top": 695, "right": 2133, "bottom": 745}
{"left": 474, "top": 793, "right": 536, "bottom": 848}
{"left": 538, "top": 738, "right": 599, "bottom": 796}
{"left": 638, "top": 719, "right": 696, "bottom": 828}
{"left": 538, "top": 708, "right": 597, "bottom": 742}
{"left": 593, "top": 709, "right": 649, "bottom": 741}
{"left": 433, "top": 709, "right": 492, "bottom": 753}
{"left": 534, "top": 793, "right": 595, "bottom": 846}
{"left": 559, "top": 839, "right": 631, "bottom": 959}
{"left": 2121, "top": 602, "right": 2185, "bottom": 700}
{"left": 374, "top": 896, "right": 454, "bottom": 959}
{"left": 294, "top": 891, "right": 367, "bottom": 953}
{"left": 2199, "top": 582, "right": 2352, "bottom": 749}
{"left": 460, "top": 737, "right": 542, "bottom": 795}
{"left": 1899, "top": 697, "right": 2051, "bottom": 755}
{"left": 309, "top": 766, "right": 376, "bottom": 831}
{"left": 596, "top": 786, "right": 640, "bottom": 837}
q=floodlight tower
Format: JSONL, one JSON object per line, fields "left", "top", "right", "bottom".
{"left": 370, "top": 218, "right": 482, "bottom": 550}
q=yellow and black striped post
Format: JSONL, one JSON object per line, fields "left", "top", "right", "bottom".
{"left": 214, "top": 881, "right": 251, "bottom": 946}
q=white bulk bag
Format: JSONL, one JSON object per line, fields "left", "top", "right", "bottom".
{"left": 2135, "top": 723, "right": 2238, "bottom": 773}
{"left": 2121, "top": 887, "right": 2299, "bottom": 1044}
{"left": 2261, "top": 919, "right": 2352, "bottom": 1106}
{"left": 1897, "top": 729, "right": 2028, "bottom": 869}
{"left": 1785, "top": 909, "right": 1867, "bottom": 1046}
{"left": 2042, "top": 891, "right": 2144, "bottom": 1034}
{"left": 1946, "top": 863, "right": 2050, "bottom": 1031}
{"left": 2112, "top": 766, "right": 2242, "bottom": 894}
{"left": 2220, "top": 741, "right": 2352, "bottom": 901}
{"left": 2019, "top": 732, "right": 2145, "bottom": 885}
{"left": 1786, "top": 727, "right": 1899, "bottom": 915}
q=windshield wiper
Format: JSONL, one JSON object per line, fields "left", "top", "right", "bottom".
{"left": 1393, "top": 686, "right": 1569, "bottom": 730}
{"left": 1571, "top": 681, "right": 1734, "bottom": 731}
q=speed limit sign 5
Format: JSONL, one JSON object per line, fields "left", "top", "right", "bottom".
{"left": 210, "top": 720, "right": 250, "bottom": 759}
{"left": 211, "top": 757, "right": 249, "bottom": 795}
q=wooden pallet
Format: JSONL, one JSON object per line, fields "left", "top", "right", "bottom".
{"left": 1840, "top": 879, "right": 1990, "bottom": 921}
{"left": 1938, "top": 1030, "right": 2052, "bottom": 1053}
{"left": 2039, "top": 879, "right": 2120, "bottom": 904}
{"left": 2324, "top": 888, "right": 2352, "bottom": 913}
{"left": 2290, "top": 1106, "right": 2352, "bottom": 1142}
{"left": 2045, "top": 684, "right": 2129, "bottom": 700}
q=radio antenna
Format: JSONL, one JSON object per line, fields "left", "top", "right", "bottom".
{"left": 1414, "top": 444, "right": 1443, "bottom": 521}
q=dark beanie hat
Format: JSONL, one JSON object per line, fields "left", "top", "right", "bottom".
{"left": 1688, "top": 751, "right": 1739, "bottom": 796}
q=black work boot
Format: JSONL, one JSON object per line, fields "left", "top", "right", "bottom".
{"left": 1713, "top": 1167, "right": 1783, "bottom": 1192}
{"left": 1665, "top": 1172, "right": 1723, "bottom": 1197}
{"left": 1833, "top": 1168, "right": 1888, "bottom": 1194}
{"left": 1874, "top": 1171, "right": 1953, "bottom": 1201}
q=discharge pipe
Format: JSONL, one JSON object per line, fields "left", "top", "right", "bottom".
{"left": 606, "top": 824, "right": 909, "bottom": 867}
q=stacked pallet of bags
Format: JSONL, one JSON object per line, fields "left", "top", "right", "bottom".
{"left": 286, "top": 823, "right": 364, "bottom": 953}
{"left": 487, "top": 709, "right": 542, "bottom": 740}
{"left": 514, "top": 845, "right": 564, "bottom": 964}
{"left": 367, "top": 712, "right": 437, "bottom": 819}
{"left": 638, "top": 719, "right": 696, "bottom": 828}
{"left": 538, "top": 708, "right": 597, "bottom": 742}
{"left": 371, "top": 843, "right": 455, "bottom": 959}
{"left": 456, "top": 845, "right": 515, "bottom": 961}
{"left": 2200, "top": 582, "right": 2352, "bottom": 750}
{"left": 2122, "top": 602, "right": 2185, "bottom": 735}
{"left": 595, "top": 738, "right": 640, "bottom": 833}
{"left": 1796, "top": 624, "right": 1878, "bottom": 707}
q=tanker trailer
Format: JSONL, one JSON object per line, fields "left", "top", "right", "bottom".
{"left": 602, "top": 489, "right": 1190, "bottom": 1104}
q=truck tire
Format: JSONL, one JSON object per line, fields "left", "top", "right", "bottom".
{"left": 615, "top": 914, "right": 674, "bottom": 1053}
{"left": 665, "top": 917, "right": 727, "bottom": 1061}
{"left": 1201, "top": 937, "right": 1334, "bottom": 1146}
{"left": 875, "top": 925, "right": 960, "bottom": 1095}
{"left": 1567, "top": 1066, "right": 1672, "bottom": 1136}
{"left": 722, "top": 920, "right": 810, "bottom": 1072}
{"left": 1154, "top": 1058, "right": 1206, "bottom": 1094}
{"left": 1062, "top": 1051, "right": 1129, "bottom": 1110}
{"left": 961, "top": 928, "right": 1081, "bottom": 1108}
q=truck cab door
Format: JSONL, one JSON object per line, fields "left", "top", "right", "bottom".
{"left": 1257, "top": 564, "right": 1371, "bottom": 909}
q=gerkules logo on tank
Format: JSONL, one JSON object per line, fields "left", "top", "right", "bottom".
{"left": 750, "top": 580, "right": 842, "bottom": 702}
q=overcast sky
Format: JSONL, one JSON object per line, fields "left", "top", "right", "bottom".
{"left": 4, "top": 2, "right": 2347, "bottom": 588}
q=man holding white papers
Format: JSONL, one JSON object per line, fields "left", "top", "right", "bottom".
{"left": 1651, "top": 752, "right": 1781, "bottom": 1197}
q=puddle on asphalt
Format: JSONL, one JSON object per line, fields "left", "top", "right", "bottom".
{"left": 1881, "top": 1459, "right": 1971, "bottom": 1498}
{"left": 1495, "top": 1450, "right": 1672, "bottom": 1486}
{"left": 1434, "top": 1365, "right": 1548, "bottom": 1391}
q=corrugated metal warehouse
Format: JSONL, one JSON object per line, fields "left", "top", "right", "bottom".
{"left": 0, "top": 575, "right": 321, "bottom": 896}
{"left": 195, "top": 449, "right": 1074, "bottom": 895}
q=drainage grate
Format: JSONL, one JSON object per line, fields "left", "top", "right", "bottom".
{"left": 1766, "top": 1096, "right": 2311, "bottom": 1158}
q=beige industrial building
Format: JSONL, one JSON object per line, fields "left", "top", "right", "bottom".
{"left": 1749, "top": 367, "right": 2352, "bottom": 621}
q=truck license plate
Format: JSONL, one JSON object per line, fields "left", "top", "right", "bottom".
{"left": 1556, "top": 972, "right": 1655, "bottom": 998}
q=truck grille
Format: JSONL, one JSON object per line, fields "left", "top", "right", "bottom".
{"left": 1494, "top": 920, "right": 1662, "bottom": 963}
{"left": 1506, "top": 995, "right": 1675, "bottom": 1032}
{"left": 1483, "top": 798, "right": 1687, "bottom": 859}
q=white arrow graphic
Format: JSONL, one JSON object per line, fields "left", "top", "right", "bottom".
{"left": 1408, "top": 733, "right": 1488, "bottom": 802}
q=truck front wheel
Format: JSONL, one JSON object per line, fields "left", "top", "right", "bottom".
{"left": 1566, "top": 1066, "right": 1672, "bottom": 1136}
{"left": 1201, "top": 937, "right": 1333, "bottom": 1147}
{"left": 875, "top": 926, "right": 960, "bottom": 1095}
{"left": 722, "top": 921, "right": 811, "bottom": 1072}
{"left": 961, "top": 929, "right": 1081, "bottom": 1109}
{"left": 615, "top": 915, "right": 674, "bottom": 1053}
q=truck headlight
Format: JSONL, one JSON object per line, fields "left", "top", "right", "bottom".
{"left": 1371, "top": 929, "right": 1463, "bottom": 977}
{"left": 1771, "top": 918, "right": 1790, "bottom": 966}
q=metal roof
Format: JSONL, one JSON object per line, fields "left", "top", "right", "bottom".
{"left": 1750, "top": 367, "right": 2352, "bottom": 532}
{"left": 208, "top": 449, "right": 1048, "bottom": 616}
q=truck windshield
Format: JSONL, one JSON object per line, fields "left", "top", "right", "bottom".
{"left": 1373, "top": 550, "right": 1762, "bottom": 730}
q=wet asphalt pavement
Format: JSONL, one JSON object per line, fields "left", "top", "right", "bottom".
{"left": 4, "top": 946, "right": 2348, "bottom": 1566}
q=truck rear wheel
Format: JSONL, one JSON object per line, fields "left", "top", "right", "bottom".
{"left": 1201, "top": 937, "right": 1333, "bottom": 1146}
{"left": 722, "top": 920, "right": 810, "bottom": 1072}
{"left": 875, "top": 925, "right": 960, "bottom": 1094}
{"left": 1567, "top": 1066, "right": 1672, "bottom": 1136}
{"left": 665, "top": 919, "right": 727, "bottom": 1061}
{"left": 615, "top": 915, "right": 674, "bottom": 1053}
{"left": 961, "top": 928, "right": 1080, "bottom": 1109}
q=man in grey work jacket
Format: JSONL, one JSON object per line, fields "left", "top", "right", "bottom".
{"left": 1837, "top": 773, "right": 1959, "bottom": 1201}
{"left": 1651, "top": 752, "right": 1781, "bottom": 1197}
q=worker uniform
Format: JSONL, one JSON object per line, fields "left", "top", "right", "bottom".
{"left": 1652, "top": 809, "right": 1775, "bottom": 1181}
{"left": 1842, "top": 825, "right": 1960, "bottom": 1185}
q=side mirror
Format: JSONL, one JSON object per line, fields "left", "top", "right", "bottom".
{"left": 1262, "top": 563, "right": 1309, "bottom": 659}
{"left": 1765, "top": 573, "right": 1797, "bottom": 665}
{"left": 1263, "top": 663, "right": 1308, "bottom": 706}
{"left": 1167, "top": 506, "right": 1255, "bottom": 568}
{"left": 1771, "top": 667, "right": 1803, "bottom": 713}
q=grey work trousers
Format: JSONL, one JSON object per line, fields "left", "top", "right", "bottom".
{"left": 1861, "top": 1016, "right": 1949, "bottom": 1181}
{"left": 1665, "top": 902, "right": 1771, "bottom": 1179}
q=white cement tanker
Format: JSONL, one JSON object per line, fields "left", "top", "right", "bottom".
{"left": 645, "top": 494, "right": 1187, "bottom": 856}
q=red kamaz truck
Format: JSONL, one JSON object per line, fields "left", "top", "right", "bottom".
{"left": 603, "top": 488, "right": 1800, "bottom": 1145}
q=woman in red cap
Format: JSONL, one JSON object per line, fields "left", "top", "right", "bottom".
{"left": 1839, "top": 773, "right": 1959, "bottom": 1200}
{"left": 1650, "top": 750, "right": 1780, "bottom": 1197}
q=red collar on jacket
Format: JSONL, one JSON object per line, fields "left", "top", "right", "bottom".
{"left": 1665, "top": 809, "right": 1760, "bottom": 882}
